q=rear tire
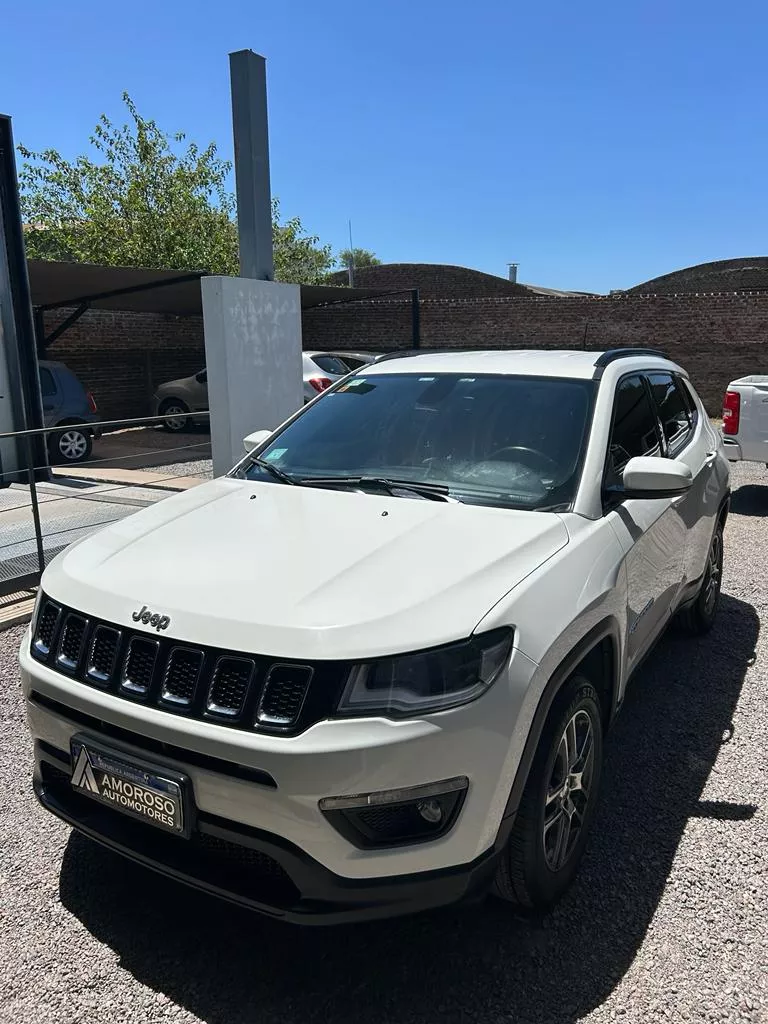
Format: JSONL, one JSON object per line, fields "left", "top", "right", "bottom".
{"left": 493, "top": 675, "right": 603, "bottom": 911}
{"left": 679, "top": 523, "right": 723, "bottom": 635}
{"left": 160, "top": 399, "right": 190, "bottom": 433}
{"left": 47, "top": 425, "right": 92, "bottom": 465}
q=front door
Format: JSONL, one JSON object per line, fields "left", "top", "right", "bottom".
{"left": 646, "top": 371, "right": 715, "bottom": 585}
{"left": 604, "top": 374, "right": 685, "bottom": 673}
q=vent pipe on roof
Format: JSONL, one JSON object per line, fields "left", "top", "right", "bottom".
{"left": 507, "top": 263, "right": 518, "bottom": 283}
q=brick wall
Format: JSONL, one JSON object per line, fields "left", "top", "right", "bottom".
{"left": 44, "top": 307, "right": 205, "bottom": 423}
{"left": 44, "top": 291, "right": 768, "bottom": 421}
{"left": 304, "top": 292, "right": 768, "bottom": 414}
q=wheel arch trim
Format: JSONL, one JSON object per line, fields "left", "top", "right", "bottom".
{"left": 495, "top": 616, "right": 620, "bottom": 849}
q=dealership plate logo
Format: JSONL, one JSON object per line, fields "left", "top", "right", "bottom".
{"left": 71, "top": 745, "right": 100, "bottom": 794}
{"left": 69, "top": 740, "right": 185, "bottom": 835}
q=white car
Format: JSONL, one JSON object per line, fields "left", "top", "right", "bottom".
{"left": 21, "top": 348, "right": 730, "bottom": 924}
{"left": 721, "top": 375, "right": 768, "bottom": 467}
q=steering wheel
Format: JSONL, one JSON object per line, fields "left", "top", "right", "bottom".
{"left": 487, "top": 445, "right": 560, "bottom": 477}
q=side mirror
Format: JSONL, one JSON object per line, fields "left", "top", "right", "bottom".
{"left": 243, "top": 429, "right": 272, "bottom": 453}
{"left": 621, "top": 456, "right": 693, "bottom": 498}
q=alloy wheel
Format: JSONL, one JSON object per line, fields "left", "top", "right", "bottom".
{"left": 703, "top": 530, "right": 722, "bottom": 615}
{"left": 543, "top": 709, "right": 595, "bottom": 872}
{"left": 164, "top": 404, "right": 187, "bottom": 431}
{"left": 58, "top": 430, "right": 88, "bottom": 461}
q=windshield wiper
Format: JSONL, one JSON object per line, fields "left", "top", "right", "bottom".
{"left": 296, "top": 476, "right": 456, "bottom": 502}
{"left": 250, "top": 457, "right": 297, "bottom": 486}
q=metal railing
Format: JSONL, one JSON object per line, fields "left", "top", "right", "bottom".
{"left": 0, "top": 411, "right": 212, "bottom": 599}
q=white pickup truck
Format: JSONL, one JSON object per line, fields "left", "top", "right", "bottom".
{"left": 722, "top": 376, "right": 768, "bottom": 466}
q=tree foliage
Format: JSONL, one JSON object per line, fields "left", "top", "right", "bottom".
{"left": 338, "top": 247, "right": 381, "bottom": 271}
{"left": 18, "top": 93, "right": 334, "bottom": 284}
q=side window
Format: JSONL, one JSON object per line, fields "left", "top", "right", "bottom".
{"left": 647, "top": 372, "right": 693, "bottom": 456}
{"left": 39, "top": 367, "right": 57, "bottom": 397}
{"left": 605, "top": 375, "right": 662, "bottom": 488}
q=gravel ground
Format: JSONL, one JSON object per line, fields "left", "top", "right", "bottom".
{"left": 155, "top": 457, "right": 213, "bottom": 479}
{"left": 1, "top": 461, "right": 766, "bottom": 1024}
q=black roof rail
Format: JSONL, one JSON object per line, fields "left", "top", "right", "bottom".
{"left": 373, "top": 349, "right": 437, "bottom": 362}
{"left": 592, "top": 347, "right": 669, "bottom": 378}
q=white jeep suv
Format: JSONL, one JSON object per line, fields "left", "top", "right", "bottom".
{"left": 20, "top": 348, "right": 730, "bottom": 924}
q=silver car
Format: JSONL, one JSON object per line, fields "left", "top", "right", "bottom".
{"left": 153, "top": 353, "right": 357, "bottom": 432}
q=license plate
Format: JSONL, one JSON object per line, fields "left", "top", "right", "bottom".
{"left": 70, "top": 737, "right": 187, "bottom": 836}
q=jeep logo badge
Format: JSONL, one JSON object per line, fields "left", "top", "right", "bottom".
{"left": 132, "top": 606, "right": 171, "bottom": 632}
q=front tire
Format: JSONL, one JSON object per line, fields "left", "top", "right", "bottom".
{"left": 493, "top": 675, "right": 604, "bottom": 911}
{"left": 679, "top": 523, "right": 723, "bottom": 634}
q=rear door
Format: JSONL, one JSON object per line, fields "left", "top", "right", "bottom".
{"left": 39, "top": 365, "right": 62, "bottom": 425}
{"left": 604, "top": 374, "right": 685, "bottom": 672}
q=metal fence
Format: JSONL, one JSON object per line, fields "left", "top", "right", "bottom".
{"left": 0, "top": 412, "right": 212, "bottom": 598}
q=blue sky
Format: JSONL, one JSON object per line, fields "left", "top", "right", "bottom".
{"left": 3, "top": 0, "right": 767, "bottom": 293}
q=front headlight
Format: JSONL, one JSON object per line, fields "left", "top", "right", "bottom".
{"left": 337, "top": 628, "right": 513, "bottom": 718}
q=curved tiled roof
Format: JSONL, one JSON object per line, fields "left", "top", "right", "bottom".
{"left": 629, "top": 257, "right": 768, "bottom": 294}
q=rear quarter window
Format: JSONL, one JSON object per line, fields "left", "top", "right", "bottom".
{"left": 311, "top": 354, "right": 348, "bottom": 375}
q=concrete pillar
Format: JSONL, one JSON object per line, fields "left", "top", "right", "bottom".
{"left": 201, "top": 276, "right": 302, "bottom": 477}
{"left": 230, "top": 50, "right": 274, "bottom": 281}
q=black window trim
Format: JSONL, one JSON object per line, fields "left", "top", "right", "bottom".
{"left": 601, "top": 370, "right": 664, "bottom": 513}
{"left": 645, "top": 370, "right": 697, "bottom": 460}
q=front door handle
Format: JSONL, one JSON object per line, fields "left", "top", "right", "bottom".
{"left": 704, "top": 451, "right": 717, "bottom": 465}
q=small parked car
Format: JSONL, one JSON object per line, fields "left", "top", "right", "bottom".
{"left": 21, "top": 348, "right": 729, "bottom": 924}
{"left": 721, "top": 375, "right": 768, "bottom": 467}
{"left": 153, "top": 353, "right": 357, "bottom": 431}
{"left": 39, "top": 360, "right": 100, "bottom": 464}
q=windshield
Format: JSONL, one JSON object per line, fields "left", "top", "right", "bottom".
{"left": 237, "top": 373, "right": 595, "bottom": 510}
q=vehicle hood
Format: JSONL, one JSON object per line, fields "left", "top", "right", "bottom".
{"left": 43, "top": 479, "right": 569, "bottom": 660}
{"left": 155, "top": 374, "right": 195, "bottom": 393}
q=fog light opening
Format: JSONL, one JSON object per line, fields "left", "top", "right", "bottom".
{"left": 320, "top": 776, "right": 469, "bottom": 849}
{"left": 417, "top": 798, "right": 443, "bottom": 824}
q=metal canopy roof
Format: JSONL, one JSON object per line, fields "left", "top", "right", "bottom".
{"left": 27, "top": 259, "right": 401, "bottom": 315}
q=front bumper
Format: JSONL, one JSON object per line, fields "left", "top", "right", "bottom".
{"left": 21, "top": 633, "right": 539, "bottom": 922}
{"left": 33, "top": 740, "right": 497, "bottom": 924}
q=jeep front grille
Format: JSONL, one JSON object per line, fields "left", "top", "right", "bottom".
{"left": 161, "top": 648, "right": 204, "bottom": 706}
{"left": 207, "top": 657, "right": 253, "bottom": 717}
{"left": 34, "top": 602, "right": 61, "bottom": 657}
{"left": 56, "top": 614, "right": 87, "bottom": 672}
{"left": 257, "top": 665, "right": 313, "bottom": 726}
{"left": 30, "top": 597, "right": 346, "bottom": 736}
{"left": 121, "top": 637, "right": 159, "bottom": 696}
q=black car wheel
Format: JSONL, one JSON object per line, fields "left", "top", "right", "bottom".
{"left": 48, "top": 426, "right": 92, "bottom": 465}
{"left": 679, "top": 523, "right": 724, "bottom": 634}
{"left": 160, "top": 399, "right": 190, "bottom": 433}
{"left": 493, "top": 675, "right": 603, "bottom": 911}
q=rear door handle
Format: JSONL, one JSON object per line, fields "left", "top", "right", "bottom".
{"left": 704, "top": 451, "right": 717, "bottom": 465}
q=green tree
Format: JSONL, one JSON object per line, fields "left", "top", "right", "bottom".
{"left": 18, "top": 93, "right": 334, "bottom": 284}
{"left": 338, "top": 247, "right": 381, "bottom": 271}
